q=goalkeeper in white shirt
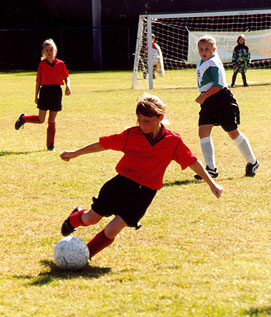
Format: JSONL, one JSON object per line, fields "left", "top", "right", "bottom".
{"left": 194, "top": 35, "right": 259, "bottom": 179}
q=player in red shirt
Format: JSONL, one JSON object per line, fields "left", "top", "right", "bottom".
{"left": 59, "top": 93, "right": 223, "bottom": 260}
{"left": 15, "top": 38, "right": 71, "bottom": 151}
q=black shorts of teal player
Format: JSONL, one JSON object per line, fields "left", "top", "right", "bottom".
{"left": 91, "top": 174, "right": 157, "bottom": 229}
{"left": 199, "top": 88, "right": 240, "bottom": 132}
{"left": 38, "top": 85, "right": 62, "bottom": 112}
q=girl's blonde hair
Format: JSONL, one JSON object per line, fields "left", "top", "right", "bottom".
{"left": 136, "top": 93, "right": 166, "bottom": 117}
{"left": 237, "top": 34, "right": 246, "bottom": 44}
{"left": 198, "top": 35, "right": 217, "bottom": 49}
{"left": 41, "top": 38, "right": 57, "bottom": 60}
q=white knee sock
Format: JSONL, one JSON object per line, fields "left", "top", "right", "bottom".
{"left": 200, "top": 136, "right": 216, "bottom": 169}
{"left": 232, "top": 133, "right": 256, "bottom": 164}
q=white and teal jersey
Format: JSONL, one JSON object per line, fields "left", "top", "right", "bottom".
{"left": 196, "top": 54, "right": 228, "bottom": 92}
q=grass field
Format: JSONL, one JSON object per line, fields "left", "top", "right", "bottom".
{"left": 0, "top": 69, "right": 271, "bottom": 316}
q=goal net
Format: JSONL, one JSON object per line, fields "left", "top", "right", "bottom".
{"left": 132, "top": 9, "right": 271, "bottom": 89}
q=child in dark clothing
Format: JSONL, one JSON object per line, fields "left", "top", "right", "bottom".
{"left": 231, "top": 34, "right": 251, "bottom": 87}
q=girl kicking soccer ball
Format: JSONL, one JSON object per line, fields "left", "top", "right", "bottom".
{"left": 59, "top": 93, "right": 223, "bottom": 260}
{"left": 15, "top": 38, "right": 71, "bottom": 151}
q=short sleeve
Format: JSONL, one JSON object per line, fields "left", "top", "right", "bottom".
{"left": 173, "top": 139, "right": 197, "bottom": 170}
{"left": 208, "top": 66, "right": 222, "bottom": 88}
{"left": 62, "top": 63, "right": 69, "bottom": 79}
{"left": 36, "top": 63, "right": 42, "bottom": 82}
{"left": 99, "top": 129, "right": 128, "bottom": 151}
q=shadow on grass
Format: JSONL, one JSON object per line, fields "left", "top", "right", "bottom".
{"left": 163, "top": 176, "right": 235, "bottom": 187}
{"left": 243, "top": 306, "right": 271, "bottom": 316}
{"left": 0, "top": 150, "right": 45, "bottom": 157}
{"left": 14, "top": 260, "right": 111, "bottom": 286}
{"left": 163, "top": 179, "right": 198, "bottom": 187}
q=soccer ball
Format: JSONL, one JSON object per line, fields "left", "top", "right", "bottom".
{"left": 54, "top": 236, "right": 89, "bottom": 270}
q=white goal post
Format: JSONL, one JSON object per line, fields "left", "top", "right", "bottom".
{"left": 132, "top": 9, "right": 271, "bottom": 89}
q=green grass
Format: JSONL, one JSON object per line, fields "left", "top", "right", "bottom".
{"left": 0, "top": 69, "right": 271, "bottom": 316}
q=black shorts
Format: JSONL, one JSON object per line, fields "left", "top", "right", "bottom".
{"left": 38, "top": 85, "right": 62, "bottom": 112}
{"left": 199, "top": 88, "right": 240, "bottom": 132}
{"left": 91, "top": 174, "right": 157, "bottom": 228}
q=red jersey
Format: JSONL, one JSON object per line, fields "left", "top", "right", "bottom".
{"left": 36, "top": 58, "right": 69, "bottom": 85}
{"left": 99, "top": 126, "right": 197, "bottom": 190}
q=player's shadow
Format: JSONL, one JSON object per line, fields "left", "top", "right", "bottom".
{"left": 243, "top": 306, "right": 271, "bottom": 316}
{"left": 15, "top": 260, "right": 111, "bottom": 286}
{"left": 163, "top": 179, "right": 198, "bottom": 187}
{"left": 0, "top": 150, "right": 45, "bottom": 157}
{"left": 163, "top": 176, "right": 235, "bottom": 187}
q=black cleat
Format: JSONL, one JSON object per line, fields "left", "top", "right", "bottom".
{"left": 61, "top": 207, "right": 81, "bottom": 236}
{"left": 47, "top": 144, "right": 55, "bottom": 151}
{"left": 194, "top": 166, "right": 218, "bottom": 180}
{"left": 15, "top": 114, "right": 26, "bottom": 130}
{"left": 135, "top": 222, "right": 142, "bottom": 230}
{"left": 245, "top": 160, "right": 259, "bottom": 177}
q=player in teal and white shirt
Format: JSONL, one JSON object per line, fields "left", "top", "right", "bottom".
{"left": 194, "top": 35, "right": 259, "bottom": 179}
{"left": 197, "top": 52, "right": 227, "bottom": 93}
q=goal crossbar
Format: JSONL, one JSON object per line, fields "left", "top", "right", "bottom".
{"left": 132, "top": 9, "right": 271, "bottom": 89}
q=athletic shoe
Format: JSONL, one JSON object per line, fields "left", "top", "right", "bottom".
{"left": 194, "top": 166, "right": 219, "bottom": 180}
{"left": 47, "top": 144, "right": 55, "bottom": 151}
{"left": 135, "top": 222, "right": 142, "bottom": 230}
{"left": 61, "top": 207, "right": 82, "bottom": 236}
{"left": 245, "top": 160, "right": 259, "bottom": 177}
{"left": 15, "top": 114, "right": 26, "bottom": 130}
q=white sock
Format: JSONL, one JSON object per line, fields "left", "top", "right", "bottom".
{"left": 232, "top": 133, "right": 256, "bottom": 164}
{"left": 200, "top": 136, "right": 216, "bottom": 169}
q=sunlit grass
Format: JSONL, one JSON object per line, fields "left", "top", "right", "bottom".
{"left": 0, "top": 69, "right": 271, "bottom": 316}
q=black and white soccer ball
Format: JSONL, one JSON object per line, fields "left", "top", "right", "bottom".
{"left": 54, "top": 236, "right": 89, "bottom": 270}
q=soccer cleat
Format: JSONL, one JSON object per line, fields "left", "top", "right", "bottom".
{"left": 194, "top": 166, "right": 219, "bottom": 180}
{"left": 47, "top": 144, "right": 55, "bottom": 151}
{"left": 245, "top": 160, "right": 259, "bottom": 177}
{"left": 15, "top": 114, "right": 26, "bottom": 130}
{"left": 135, "top": 222, "right": 142, "bottom": 230}
{"left": 61, "top": 207, "right": 82, "bottom": 236}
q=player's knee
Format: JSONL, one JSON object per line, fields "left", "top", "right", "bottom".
{"left": 38, "top": 117, "right": 45, "bottom": 123}
{"left": 82, "top": 209, "right": 102, "bottom": 225}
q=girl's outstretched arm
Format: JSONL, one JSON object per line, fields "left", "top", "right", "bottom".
{"left": 60, "top": 142, "right": 105, "bottom": 161}
{"left": 189, "top": 160, "right": 223, "bottom": 199}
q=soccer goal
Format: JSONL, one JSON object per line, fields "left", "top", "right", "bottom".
{"left": 132, "top": 9, "right": 271, "bottom": 89}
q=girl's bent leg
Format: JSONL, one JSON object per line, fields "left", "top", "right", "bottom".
{"left": 61, "top": 208, "right": 102, "bottom": 237}
{"left": 198, "top": 124, "right": 213, "bottom": 139}
{"left": 104, "top": 215, "right": 127, "bottom": 239}
{"left": 87, "top": 215, "right": 127, "bottom": 258}
{"left": 15, "top": 110, "right": 46, "bottom": 130}
{"left": 21, "top": 110, "right": 47, "bottom": 124}
{"left": 229, "top": 129, "right": 256, "bottom": 164}
{"left": 81, "top": 209, "right": 103, "bottom": 226}
{"left": 198, "top": 125, "right": 216, "bottom": 170}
